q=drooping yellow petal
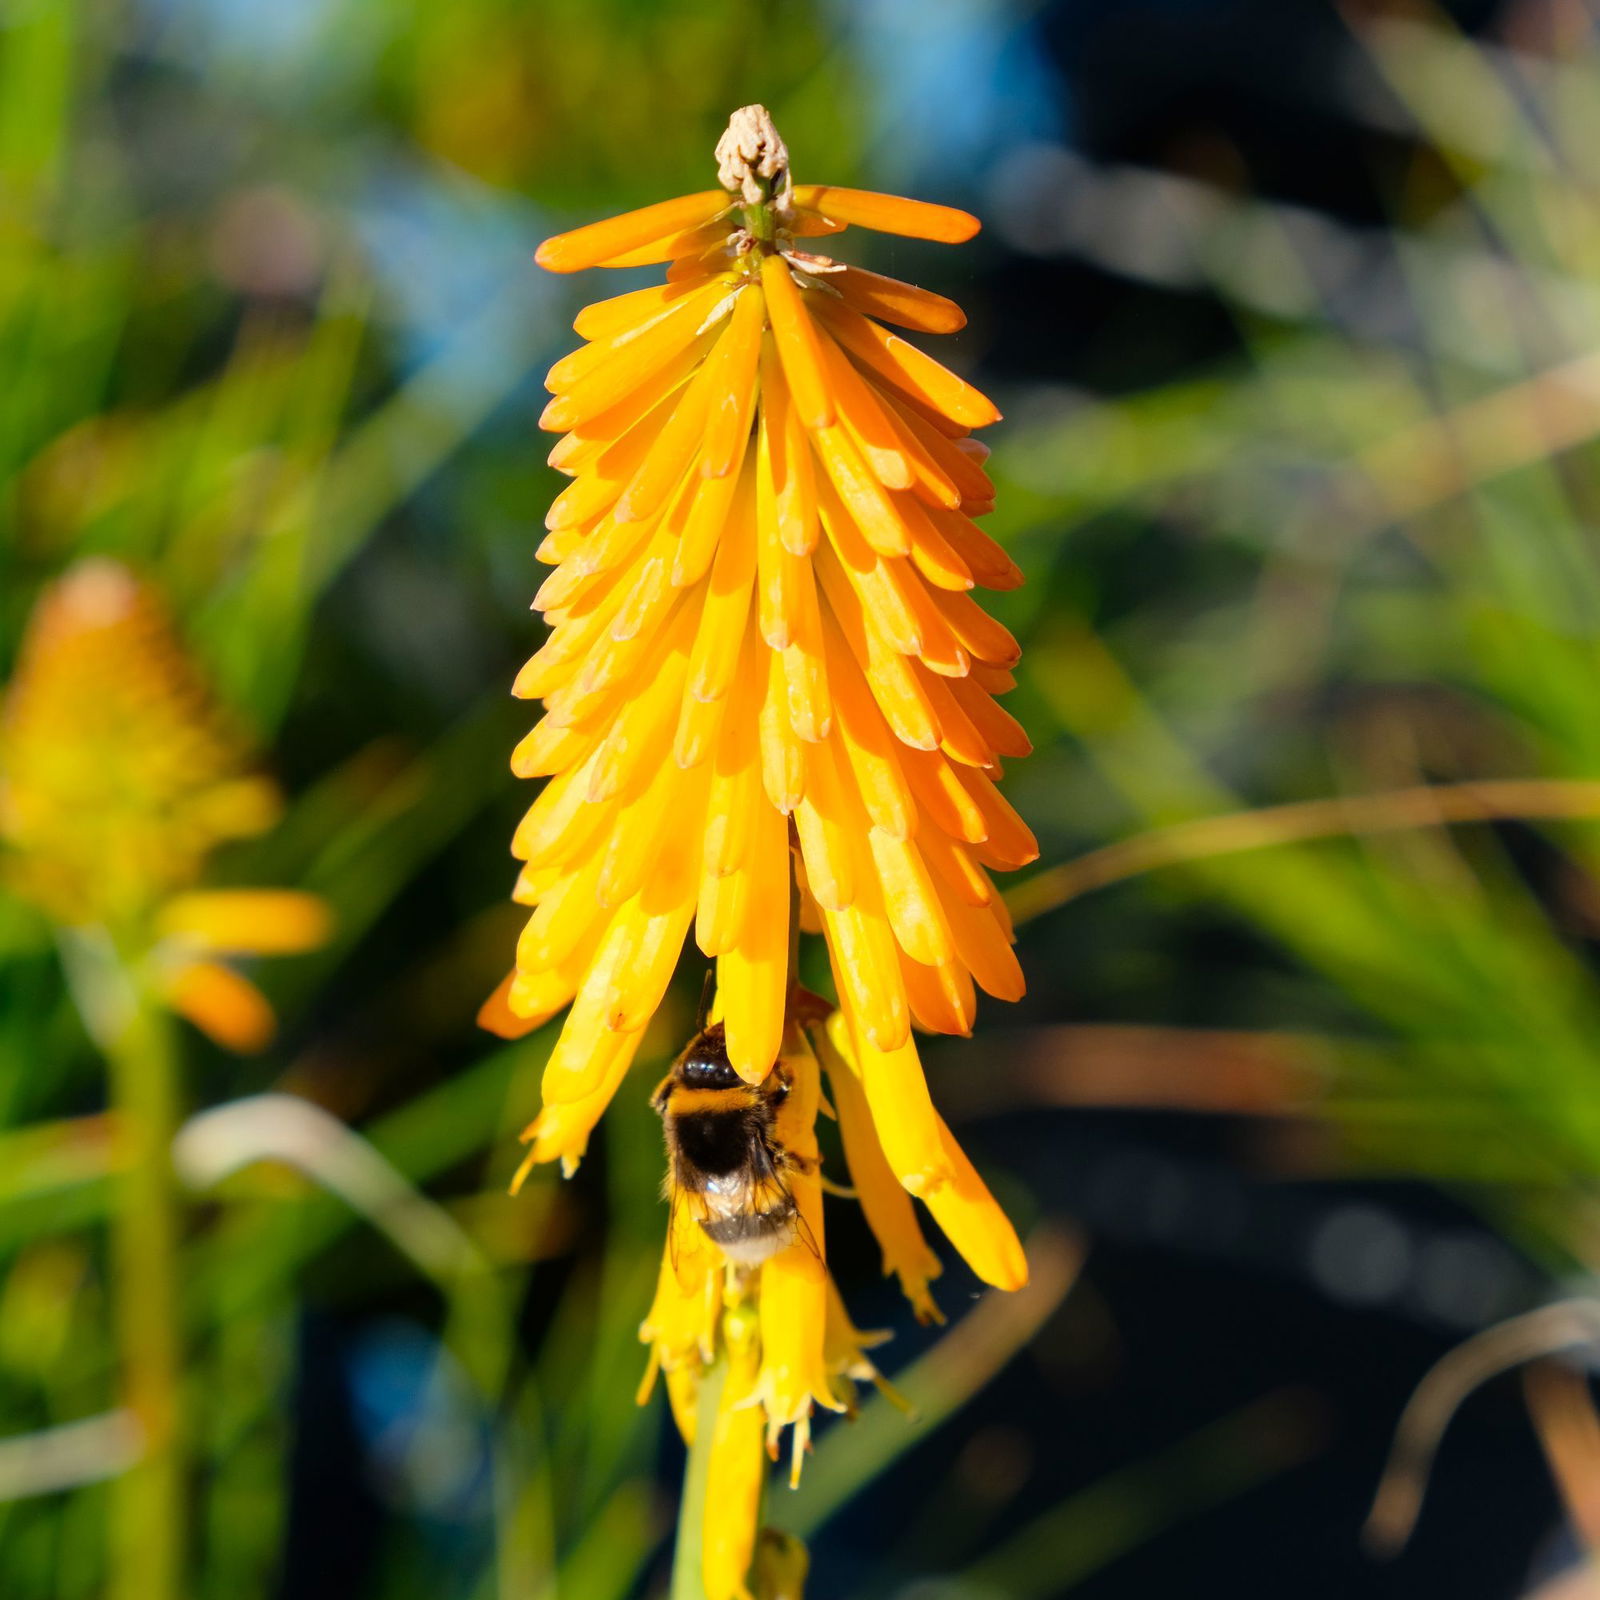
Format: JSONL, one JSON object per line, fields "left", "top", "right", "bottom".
{"left": 816, "top": 488, "right": 921, "bottom": 655}
{"left": 716, "top": 797, "right": 789, "bottom": 1082}
{"left": 664, "top": 1364, "right": 701, "bottom": 1446}
{"left": 154, "top": 889, "right": 331, "bottom": 956}
{"left": 791, "top": 731, "right": 858, "bottom": 912}
{"left": 867, "top": 829, "right": 955, "bottom": 967}
{"left": 478, "top": 970, "right": 547, "bottom": 1040}
{"left": 515, "top": 850, "right": 609, "bottom": 974}
{"left": 919, "top": 827, "right": 995, "bottom": 908}
{"left": 953, "top": 764, "right": 1039, "bottom": 866}
{"left": 819, "top": 891, "right": 908, "bottom": 1053}
{"left": 812, "top": 298, "right": 1000, "bottom": 430}
{"left": 686, "top": 512, "right": 759, "bottom": 707}
{"left": 760, "top": 253, "right": 834, "bottom": 430}
{"left": 757, "top": 642, "right": 806, "bottom": 813}
{"left": 790, "top": 185, "right": 980, "bottom": 244}
{"left": 923, "top": 505, "right": 1024, "bottom": 590}
{"left": 511, "top": 747, "right": 607, "bottom": 867}
{"left": 832, "top": 264, "right": 967, "bottom": 334}
{"left": 161, "top": 960, "right": 277, "bottom": 1054}
{"left": 930, "top": 585, "right": 1020, "bottom": 666}
{"left": 813, "top": 330, "right": 913, "bottom": 490}
{"left": 945, "top": 677, "right": 1029, "bottom": 763}
{"left": 536, "top": 190, "right": 729, "bottom": 273}
{"left": 897, "top": 575, "right": 970, "bottom": 677}
{"left": 696, "top": 849, "right": 751, "bottom": 957}
{"left": 900, "top": 745, "right": 987, "bottom": 842}
{"left": 537, "top": 893, "right": 689, "bottom": 1103}
{"left": 813, "top": 1021, "right": 942, "bottom": 1320}
{"left": 829, "top": 1009, "right": 946, "bottom": 1194}
{"left": 919, "top": 1114, "right": 1029, "bottom": 1291}
{"left": 889, "top": 399, "right": 995, "bottom": 507}
{"left": 572, "top": 279, "right": 708, "bottom": 342}
{"left": 899, "top": 948, "right": 977, "bottom": 1036}
{"left": 599, "top": 755, "right": 711, "bottom": 910}
{"left": 901, "top": 498, "right": 977, "bottom": 592}
{"left": 701, "top": 284, "right": 767, "bottom": 479}
{"left": 758, "top": 344, "right": 819, "bottom": 557}
{"left": 970, "top": 662, "right": 1017, "bottom": 696}
{"left": 520, "top": 1021, "right": 645, "bottom": 1173}
{"left": 819, "top": 615, "right": 914, "bottom": 838}
{"left": 749, "top": 1035, "right": 843, "bottom": 1467}
{"left": 540, "top": 283, "right": 732, "bottom": 433}
{"left": 918, "top": 664, "right": 997, "bottom": 769}
{"left": 611, "top": 361, "right": 716, "bottom": 523}
{"left": 934, "top": 875, "right": 1025, "bottom": 1002}
{"left": 814, "top": 547, "right": 941, "bottom": 751}
{"left": 640, "top": 1200, "right": 723, "bottom": 1387}
{"left": 674, "top": 444, "right": 754, "bottom": 589}
{"left": 811, "top": 423, "right": 911, "bottom": 559}
{"left": 585, "top": 599, "right": 699, "bottom": 804}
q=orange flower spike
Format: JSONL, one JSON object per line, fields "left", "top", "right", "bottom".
{"left": 496, "top": 103, "right": 1034, "bottom": 1200}
{"left": 1, "top": 560, "right": 328, "bottom": 1051}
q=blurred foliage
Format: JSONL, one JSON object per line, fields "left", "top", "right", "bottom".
{"left": 8, "top": 0, "right": 1600, "bottom": 1596}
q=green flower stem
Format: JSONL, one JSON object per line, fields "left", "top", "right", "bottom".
{"left": 669, "top": 1358, "right": 727, "bottom": 1600}
{"left": 104, "top": 989, "right": 185, "bottom": 1600}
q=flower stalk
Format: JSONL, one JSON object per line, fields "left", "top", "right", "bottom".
{"left": 670, "top": 1356, "right": 727, "bottom": 1600}
{"left": 103, "top": 972, "right": 186, "bottom": 1600}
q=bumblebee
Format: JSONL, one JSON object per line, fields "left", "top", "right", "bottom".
{"left": 652, "top": 1021, "right": 810, "bottom": 1266}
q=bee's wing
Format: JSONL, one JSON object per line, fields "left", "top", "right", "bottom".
{"left": 768, "top": 1146, "right": 823, "bottom": 1264}
{"left": 665, "top": 1179, "right": 689, "bottom": 1283}
{"left": 786, "top": 1175, "right": 822, "bottom": 1263}
{"left": 743, "top": 1146, "right": 823, "bottom": 1264}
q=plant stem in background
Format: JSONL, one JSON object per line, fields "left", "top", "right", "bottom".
{"left": 104, "top": 991, "right": 186, "bottom": 1600}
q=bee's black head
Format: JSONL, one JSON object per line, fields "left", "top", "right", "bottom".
{"left": 676, "top": 1023, "right": 741, "bottom": 1089}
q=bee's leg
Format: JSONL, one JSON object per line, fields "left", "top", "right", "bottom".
{"left": 649, "top": 1074, "right": 674, "bottom": 1114}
